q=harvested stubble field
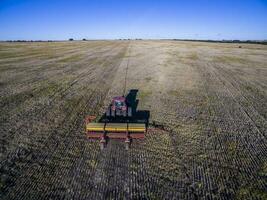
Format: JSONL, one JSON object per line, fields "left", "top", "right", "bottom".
{"left": 0, "top": 40, "right": 266, "bottom": 200}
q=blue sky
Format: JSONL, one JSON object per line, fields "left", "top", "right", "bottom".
{"left": 0, "top": 0, "right": 266, "bottom": 40}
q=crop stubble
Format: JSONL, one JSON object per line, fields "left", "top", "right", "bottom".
{"left": 0, "top": 41, "right": 266, "bottom": 199}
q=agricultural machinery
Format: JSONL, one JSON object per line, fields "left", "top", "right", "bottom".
{"left": 106, "top": 96, "right": 132, "bottom": 117}
{"left": 85, "top": 90, "right": 149, "bottom": 150}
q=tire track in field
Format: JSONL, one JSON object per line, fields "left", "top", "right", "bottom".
{"left": 210, "top": 62, "right": 266, "bottom": 139}
{"left": 0, "top": 43, "right": 114, "bottom": 95}
{"left": 195, "top": 61, "right": 267, "bottom": 198}
{"left": 6, "top": 51, "right": 125, "bottom": 199}
{"left": 207, "top": 62, "right": 267, "bottom": 188}
{"left": 81, "top": 42, "right": 132, "bottom": 199}
{"left": 0, "top": 41, "right": 105, "bottom": 66}
{"left": 1, "top": 43, "right": 128, "bottom": 199}
{"left": 0, "top": 41, "right": 119, "bottom": 111}
{"left": 215, "top": 63, "right": 267, "bottom": 132}
{"left": 0, "top": 42, "right": 124, "bottom": 158}
{"left": 216, "top": 65, "right": 267, "bottom": 115}
{"left": 0, "top": 41, "right": 116, "bottom": 98}
{"left": 196, "top": 62, "right": 249, "bottom": 198}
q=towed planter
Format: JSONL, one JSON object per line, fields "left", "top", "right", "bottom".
{"left": 86, "top": 115, "right": 146, "bottom": 150}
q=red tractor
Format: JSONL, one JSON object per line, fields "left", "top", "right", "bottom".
{"left": 106, "top": 96, "right": 132, "bottom": 117}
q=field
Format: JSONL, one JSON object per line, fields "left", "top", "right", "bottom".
{"left": 0, "top": 40, "right": 266, "bottom": 199}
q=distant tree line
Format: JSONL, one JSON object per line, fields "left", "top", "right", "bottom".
{"left": 3, "top": 39, "right": 85, "bottom": 42}
{"left": 2, "top": 39, "right": 266, "bottom": 45}
{"left": 118, "top": 39, "right": 143, "bottom": 40}
{"left": 4, "top": 40, "right": 56, "bottom": 42}
{"left": 172, "top": 39, "right": 267, "bottom": 45}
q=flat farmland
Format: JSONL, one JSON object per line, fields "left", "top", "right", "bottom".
{"left": 0, "top": 40, "right": 266, "bottom": 199}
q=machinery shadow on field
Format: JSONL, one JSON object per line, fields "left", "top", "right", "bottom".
{"left": 99, "top": 89, "right": 150, "bottom": 126}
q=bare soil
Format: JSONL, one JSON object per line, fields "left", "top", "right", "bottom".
{"left": 0, "top": 40, "right": 266, "bottom": 199}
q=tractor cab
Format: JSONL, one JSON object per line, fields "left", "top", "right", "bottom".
{"left": 115, "top": 100, "right": 124, "bottom": 107}
{"left": 106, "top": 96, "right": 132, "bottom": 117}
{"left": 112, "top": 96, "right": 127, "bottom": 110}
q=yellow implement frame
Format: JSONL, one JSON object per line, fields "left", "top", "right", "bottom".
{"left": 86, "top": 122, "right": 146, "bottom": 133}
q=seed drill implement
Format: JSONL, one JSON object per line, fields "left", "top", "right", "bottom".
{"left": 86, "top": 93, "right": 147, "bottom": 150}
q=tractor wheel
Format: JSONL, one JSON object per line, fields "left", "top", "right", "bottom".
{"left": 123, "top": 110, "right": 127, "bottom": 117}
{"left": 128, "top": 107, "right": 132, "bottom": 117}
{"left": 106, "top": 106, "right": 111, "bottom": 117}
{"left": 111, "top": 109, "right": 115, "bottom": 117}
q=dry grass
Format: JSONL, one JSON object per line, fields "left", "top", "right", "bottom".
{"left": 0, "top": 40, "right": 266, "bottom": 199}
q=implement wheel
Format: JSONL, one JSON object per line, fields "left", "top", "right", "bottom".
{"left": 127, "top": 107, "right": 132, "bottom": 117}
{"left": 111, "top": 109, "right": 115, "bottom": 117}
{"left": 106, "top": 106, "right": 111, "bottom": 117}
{"left": 123, "top": 110, "right": 127, "bottom": 117}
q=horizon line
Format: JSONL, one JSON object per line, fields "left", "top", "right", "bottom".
{"left": 1, "top": 38, "right": 267, "bottom": 43}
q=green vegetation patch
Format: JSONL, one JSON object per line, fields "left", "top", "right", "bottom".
{"left": 258, "top": 161, "right": 267, "bottom": 177}
{"left": 213, "top": 55, "right": 249, "bottom": 64}
{"left": 168, "top": 90, "right": 179, "bottom": 96}
{"left": 186, "top": 52, "right": 198, "bottom": 60}
{"left": 138, "top": 90, "right": 152, "bottom": 100}
{"left": 176, "top": 52, "right": 199, "bottom": 64}
{"left": 144, "top": 76, "right": 153, "bottom": 82}
{"left": 237, "top": 186, "right": 267, "bottom": 200}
